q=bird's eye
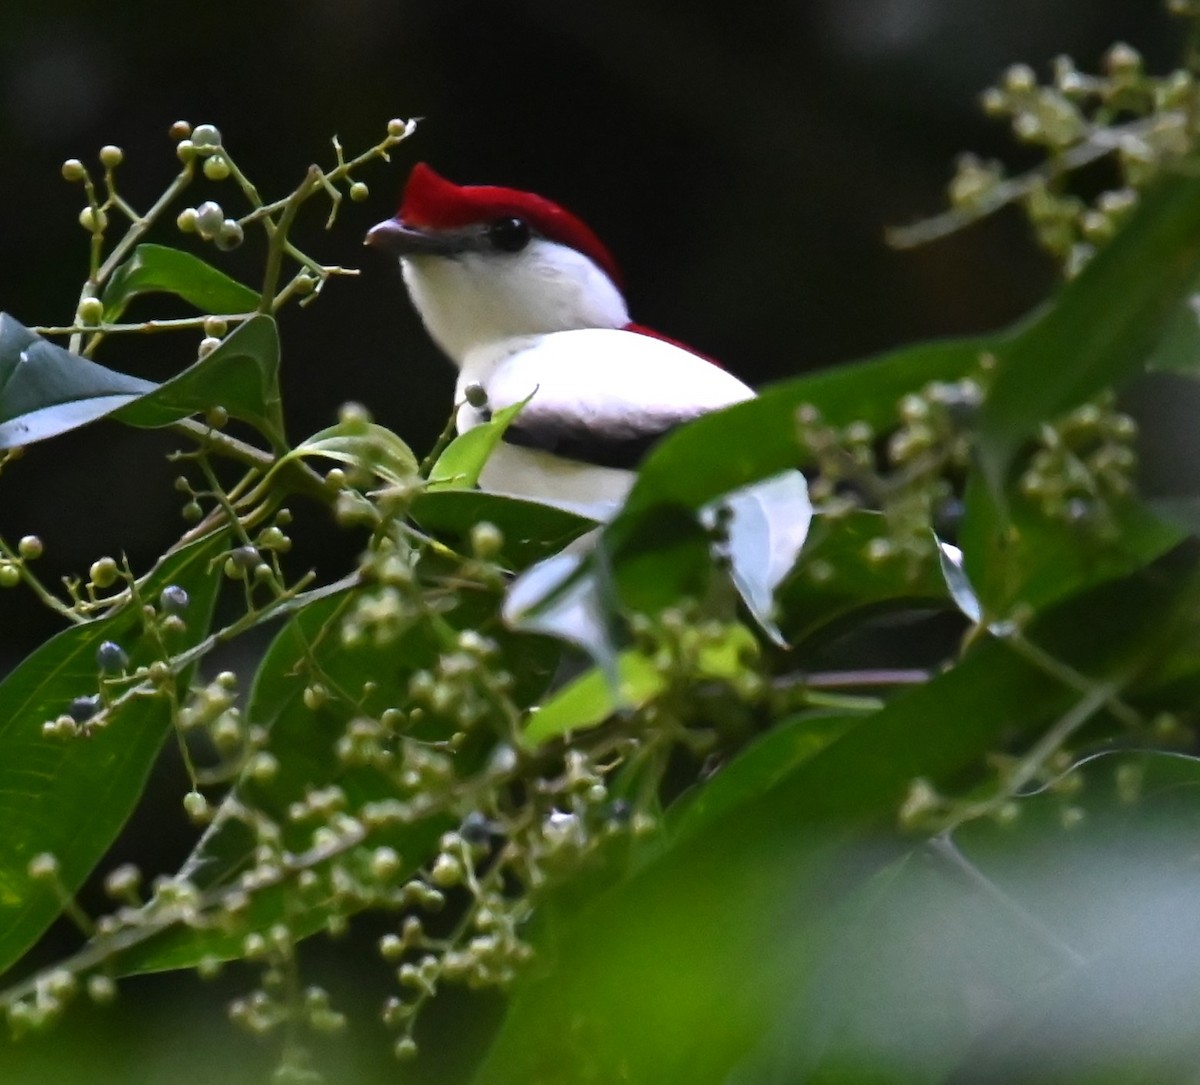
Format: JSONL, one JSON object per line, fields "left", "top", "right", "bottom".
{"left": 486, "top": 217, "right": 531, "bottom": 253}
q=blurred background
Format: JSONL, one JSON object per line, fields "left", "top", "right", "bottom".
{"left": 0, "top": 1, "right": 1185, "bottom": 1080}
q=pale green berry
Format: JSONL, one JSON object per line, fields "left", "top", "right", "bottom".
{"left": 349, "top": 181, "right": 369, "bottom": 202}
{"left": 469, "top": 521, "right": 503, "bottom": 559}
{"left": 79, "top": 206, "right": 108, "bottom": 233}
{"left": 183, "top": 791, "right": 209, "bottom": 822}
{"left": 18, "top": 535, "right": 43, "bottom": 560}
{"left": 99, "top": 145, "right": 123, "bottom": 168}
{"left": 203, "top": 155, "right": 231, "bottom": 181}
{"left": 61, "top": 159, "right": 87, "bottom": 182}
{"left": 77, "top": 297, "right": 104, "bottom": 325}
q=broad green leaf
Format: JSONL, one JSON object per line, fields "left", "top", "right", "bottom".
{"left": 101, "top": 244, "right": 259, "bottom": 324}
{"left": 977, "top": 165, "right": 1200, "bottom": 490}
{"left": 427, "top": 397, "right": 530, "bottom": 489}
{"left": 0, "top": 530, "right": 227, "bottom": 974}
{"left": 286, "top": 420, "right": 418, "bottom": 487}
{"left": 411, "top": 489, "right": 594, "bottom": 570}
{"left": 116, "top": 314, "right": 285, "bottom": 449}
{"left": 523, "top": 652, "right": 662, "bottom": 746}
{"left": 623, "top": 335, "right": 994, "bottom": 517}
{"left": 473, "top": 550, "right": 1200, "bottom": 1085}
{"left": 1145, "top": 287, "right": 1200, "bottom": 374}
{"left": 663, "top": 710, "right": 859, "bottom": 848}
{"left": 0, "top": 313, "right": 154, "bottom": 449}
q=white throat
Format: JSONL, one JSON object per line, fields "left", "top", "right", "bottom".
{"left": 400, "top": 238, "right": 629, "bottom": 368}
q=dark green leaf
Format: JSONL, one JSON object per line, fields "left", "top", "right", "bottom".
{"left": 288, "top": 420, "right": 418, "bottom": 486}
{"left": 0, "top": 530, "right": 228, "bottom": 974}
{"left": 116, "top": 315, "right": 285, "bottom": 449}
{"left": 411, "top": 489, "right": 594, "bottom": 570}
{"left": 0, "top": 313, "right": 154, "bottom": 449}
{"left": 101, "top": 245, "right": 259, "bottom": 324}
{"left": 624, "top": 335, "right": 993, "bottom": 516}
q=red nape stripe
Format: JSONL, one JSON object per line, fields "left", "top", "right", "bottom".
{"left": 622, "top": 322, "right": 725, "bottom": 369}
{"left": 399, "top": 163, "right": 623, "bottom": 288}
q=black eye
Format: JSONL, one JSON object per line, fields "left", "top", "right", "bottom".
{"left": 486, "top": 217, "right": 531, "bottom": 253}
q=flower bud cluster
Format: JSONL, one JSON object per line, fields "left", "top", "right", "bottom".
{"left": 952, "top": 35, "right": 1200, "bottom": 274}
{"left": 797, "top": 376, "right": 985, "bottom": 579}
{"left": 1017, "top": 395, "right": 1138, "bottom": 530}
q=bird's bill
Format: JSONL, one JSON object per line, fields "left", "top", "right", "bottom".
{"left": 364, "top": 218, "right": 475, "bottom": 256}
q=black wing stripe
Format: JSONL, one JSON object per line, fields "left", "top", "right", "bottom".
{"left": 502, "top": 420, "right": 676, "bottom": 470}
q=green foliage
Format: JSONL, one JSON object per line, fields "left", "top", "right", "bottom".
{"left": 5, "top": 12, "right": 1200, "bottom": 1081}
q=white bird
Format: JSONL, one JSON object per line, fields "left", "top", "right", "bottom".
{"left": 366, "top": 163, "right": 755, "bottom": 513}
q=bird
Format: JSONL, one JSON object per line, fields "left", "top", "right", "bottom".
{"left": 365, "top": 163, "right": 755, "bottom": 514}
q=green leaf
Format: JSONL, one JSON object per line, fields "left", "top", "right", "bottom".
{"left": 427, "top": 397, "right": 530, "bottom": 489}
{"left": 522, "top": 624, "right": 758, "bottom": 747}
{"left": 101, "top": 245, "right": 259, "bottom": 324}
{"left": 624, "top": 335, "right": 993, "bottom": 516}
{"left": 473, "top": 550, "right": 1200, "bottom": 1085}
{"left": 0, "top": 530, "right": 228, "bottom": 975}
{"left": 0, "top": 313, "right": 154, "bottom": 449}
{"left": 977, "top": 166, "right": 1200, "bottom": 490}
{"left": 411, "top": 489, "right": 594, "bottom": 570}
{"left": 1145, "top": 288, "right": 1200, "bottom": 374}
{"left": 662, "top": 710, "right": 858, "bottom": 848}
{"left": 287, "top": 420, "right": 418, "bottom": 487}
{"left": 523, "top": 652, "right": 662, "bottom": 746}
{"left": 116, "top": 315, "right": 285, "bottom": 449}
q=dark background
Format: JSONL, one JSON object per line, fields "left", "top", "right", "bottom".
{"left": 0, "top": 2, "right": 1182, "bottom": 1080}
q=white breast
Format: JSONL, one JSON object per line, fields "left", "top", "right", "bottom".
{"left": 456, "top": 328, "right": 755, "bottom": 513}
